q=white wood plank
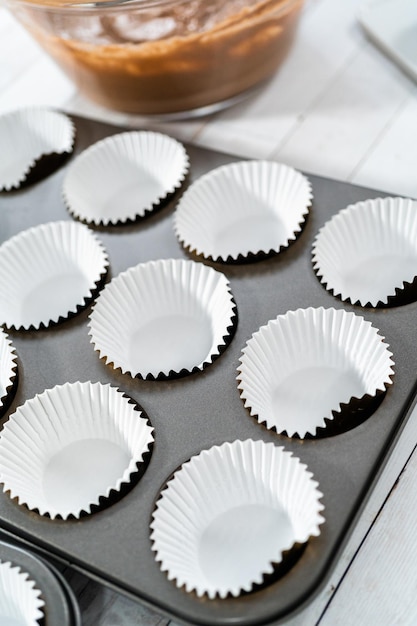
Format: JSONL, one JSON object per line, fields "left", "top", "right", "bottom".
{"left": 319, "top": 411, "right": 417, "bottom": 626}
{"left": 0, "top": 26, "right": 44, "bottom": 93}
{"left": 0, "top": 55, "right": 76, "bottom": 115}
{"left": 272, "top": 39, "right": 414, "bottom": 182}
{"left": 0, "top": 7, "right": 20, "bottom": 35}
{"left": 193, "top": 0, "right": 366, "bottom": 159}
{"left": 351, "top": 86, "right": 417, "bottom": 198}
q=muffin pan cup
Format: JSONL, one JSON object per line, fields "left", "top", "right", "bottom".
{"left": 174, "top": 160, "right": 312, "bottom": 263}
{"left": 0, "top": 381, "right": 155, "bottom": 520}
{"left": 312, "top": 196, "right": 417, "bottom": 307}
{"left": 63, "top": 131, "right": 189, "bottom": 226}
{"left": 237, "top": 307, "right": 395, "bottom": 438}
{"left": 0, "top": 107, "right": 75, "bottom": 191}
{"left": 151, "top": 439, "right": 324, "bottom": 599}
{"left": 1, "top": 115, "right": 417, "bottom": 626}
{"left": 0, "top": 220, "right": 109, "bottom": 331}
{"left": 88, "top": 258, "right": 238, "bottom": 380}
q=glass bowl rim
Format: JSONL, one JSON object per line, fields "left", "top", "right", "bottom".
{"left": 10, "top": 0, "right": 301, "bottom": 14}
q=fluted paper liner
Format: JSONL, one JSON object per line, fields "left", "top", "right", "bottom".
{"left": 150, "top": 439, "right": 324, "bottom": 599}
{"left": 63, "top": 130, "right": 189, "bottom": 225}
{"left": 237, "top": 307, "right": 394, "bottom": 438}
{"left": 312, "top": 197, "right": 417, "bottom": 307}
{"left": 88, "top": 258, "right": 237, "bottom": 379}
{"left": 0, "top": 107, "right": 75, "bottom": 191}
{"left": 174, "top": 160, "right": 312, "bottom": 263}
{"left": 0, "top": 328, "right": 18, "bottom": 418}
{"left": 0, "top": 381, "right": 154, "bottom": 520}
{"left": 0, "top": 220, "right": 109, "bottom": 330}
{"left": 0, "top": 560, "right": 45, "bottom": 625}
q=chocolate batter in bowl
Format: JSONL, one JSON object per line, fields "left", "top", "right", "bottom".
{"left": 7, "top": 0, "right": 304, "bottom": 117}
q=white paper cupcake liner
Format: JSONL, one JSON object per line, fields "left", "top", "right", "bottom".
{"left": 151, "top": 439, "right": 324, "bottom": 599}
{"left": 63, "top": 130, "right": 189, "bottom": 226}
{"left": 88, "top": 258, "right": 237, "bottom": 380}
{"left": 174, "top": 160, "right": 312, "bottom": 263}
{"left": 237, "top": 307, "right": 395, "bottom": 438}
{"left": 0, "top": 560, "right": 45, "bottom": 625}
{"left": 0, "top": 220, "right": 109, "bottom": 330}
{"left": 312, "top": 196, "right": 417, "bottom": 307}
{"left": 0, "top": 381, "right": 154, "bottom": 520}
{"left": 0, "top": 107, "right": 75, "bottom": 191}
{"left": 0, "top": 328, "right": 18, "bottom": 418}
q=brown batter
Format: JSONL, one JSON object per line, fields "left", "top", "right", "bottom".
{"left": 12, "top": 0, "right": 304, "bottom": 115}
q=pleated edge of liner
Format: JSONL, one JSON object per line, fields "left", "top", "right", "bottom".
{"left": 312, "top": 261, "right": 417, "bottom": 308}
{"left": 148, "top": 442, "right": 325, "bottom": 599}
{"left": 236, "top": 370, "right": 396, "bottom": 440}
{"left": 0, "top": 111, "right": 76, "bottom": 192}
{"left": 62, "top": 142, "right": 190, "bottom": 227}
{"left": 0, "top": 559, "right": 46, "bottom": 621}
{"left": 3, "top": 247, "right": 109, "bottom": 332}
{"left": 174, "top": 188, "right": 312, "bottom": 265}
{"left": 88, "top": 291, "right": 239, "bottom": 381}
{"left": 0, "top": 336, "right": 18, "bottom": 419}
{"left": 0, "top": 392, "right": 155, "bottom": 521}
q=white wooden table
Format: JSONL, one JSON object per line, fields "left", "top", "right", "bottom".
{"left": 1, "top": 1, "right": 417, "bottom": 624}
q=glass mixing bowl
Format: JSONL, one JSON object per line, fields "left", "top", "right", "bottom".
{"left": 7, "top": 0, "right": 305, "bottom": 118}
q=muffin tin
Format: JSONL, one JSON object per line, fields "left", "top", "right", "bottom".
{"left": 1, "top": 114, "right": 417, "bottom": 625}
